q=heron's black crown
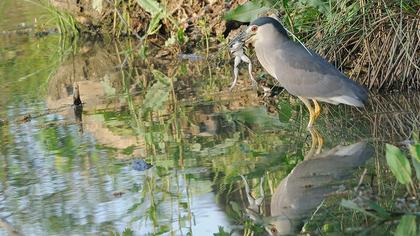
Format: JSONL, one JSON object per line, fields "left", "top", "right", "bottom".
{"left": 250, "top": 17, "right": 289, "bottom": 38}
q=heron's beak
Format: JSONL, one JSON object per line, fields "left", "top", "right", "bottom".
{"left": 229, "top": 30, "right": 247, "bottom": 47}
{"left": 244, "top": 33, "right": 256, "bottom": 45}
{"left": 243, "top": 27, "right": 257, "bottom": 46}
{"left": 229, "top": 27, "right": 256, "bottom": 47}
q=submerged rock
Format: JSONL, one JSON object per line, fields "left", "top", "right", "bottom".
{"left": 132, "top": 159, "right": 153, "bottom": 171}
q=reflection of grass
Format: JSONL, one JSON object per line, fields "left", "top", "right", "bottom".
{"left": 24, "top": 0, "right": 79, "bottom": 36}
{"left": 0, "top": 1, "right": 81, "bottom": 105}
{"left": 335, "top": 134, "right": 419, "bottom": 235}
{"left": 0, "top": 35, "right": 62, "bottom": 102}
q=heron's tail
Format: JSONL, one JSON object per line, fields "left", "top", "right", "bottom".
{"left": 340, "top": 79, "right": 368, "bottom": 107}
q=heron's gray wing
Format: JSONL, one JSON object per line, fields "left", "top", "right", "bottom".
{"left": 272, "top": 40, "right": 366, "bottom": 103}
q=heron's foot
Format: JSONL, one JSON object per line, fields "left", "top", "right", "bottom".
{"left": 307, "top": 102, "right": 322, "bottom": 128}
{"left": 306, "top": 126, "right": 324, "bottom": 159}
{"left": 298, "top": 96, "right": 317, "bottom": 128}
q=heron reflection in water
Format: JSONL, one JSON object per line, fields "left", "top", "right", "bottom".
{"left": 241, "top": 137, "right": 373, "bottom": 235}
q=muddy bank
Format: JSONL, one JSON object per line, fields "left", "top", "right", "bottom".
{"left": 49, "top": 0, "right": 419, "bottom": 92}
{"left": 50, "top": 0, "right": 229, "bottom": 40}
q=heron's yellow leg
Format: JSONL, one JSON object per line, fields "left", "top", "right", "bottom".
{"left": 311, "top": 100, "right": 323, "bottom": 152}
{"left": 305, "top": 127, "right": 324, "bottom": 159}
{"left": 313, "top": 127, "right": 324, "bottom": 154}
{"left": 312, "top": 99, "right": 321, "bottom": 120}
{"left": 298, "top": 96, "right": 315, "bottom": 128}
{"left": 305, "top": 127, "right": 317, "bottom": 159}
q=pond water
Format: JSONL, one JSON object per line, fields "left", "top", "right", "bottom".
{"left": 0, "top": 1, "right": 419, "bottom": 236}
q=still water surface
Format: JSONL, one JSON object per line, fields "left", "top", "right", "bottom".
{"left": 0, "top": 1, "right": 419, "bottom": 235}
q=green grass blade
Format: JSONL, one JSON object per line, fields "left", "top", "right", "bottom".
{"left": 135, "top": 0, "right": 162, "bottom": 16}
{"left": 409, "top": 144, "right": 420, "bottom": 181}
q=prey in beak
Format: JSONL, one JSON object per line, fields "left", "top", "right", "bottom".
{"left": 229, "top": 25, "right": 259, "bottom": 48}
{"left": 228, "top": 25, "right": 258, "bottom": 91}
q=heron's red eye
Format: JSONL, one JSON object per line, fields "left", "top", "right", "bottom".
{"left": 251, "top": 25, "right": 258, "bottom": 32}
{"left": 270, "top": 227, "right": 277, "bottom": 234}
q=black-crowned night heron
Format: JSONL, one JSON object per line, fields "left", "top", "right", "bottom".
{"left": 233, "top": 16, "right": 368, "bottom": 127}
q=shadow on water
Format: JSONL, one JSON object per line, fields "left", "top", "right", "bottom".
{"left": 0, "top": 26, "right": 419, "bottom": 236}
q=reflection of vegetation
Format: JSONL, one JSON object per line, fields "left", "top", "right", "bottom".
{"left": 336, "top": 135, "right": 419, "bottom": 235}
{"left": 0, "top": 34, "right": 62, "bottom": 104}
{"left": 26, "top": 0, "right": 79, "bottom": 36}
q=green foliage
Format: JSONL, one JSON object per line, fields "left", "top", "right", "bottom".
{"left": 277, "top": 100, "right": 293, "bottom": 123}
{"left": 409, "top": 143, "right": 420, "bottom": 181}
{"left": 299, "top": 0, "right": 329, "bottom": 15}
{"left": 136, "top": 0, "right": 164, "bottom": 36}
{"left": 340, "top": 199, "right": 379, "bottom": 218}
{"left": 122, "top": 145, "right": 135, "bottom": 155}
{"left": 111, "top": 228, "right": 134, "bottom": 236}
{"left": 213, "top": 226, "right": 233, "bottom": 236}
{"left": 26, "top": 0, "right": 79, "bottom": 36}
{"left": 395, "top": 215, "right": 417, "bottom": 236}
{"left": 135, "top": 0, "right": 188, "bottom": 49}
{"left": 386, "top": 144, "right": 412, "bottom": 185}
{"left": 141, "top": 80, "right": 169, "bottom": 113}
{"left": 341, "top": 138, "right": 419, "bottom": 235}
{"left": 140, "top": 70, "right": 171, "bottom": 116}
{"left": 232, "top": 107, "right": 285, "bottom": 130}
{"left": 164, "top": 28, "right": 187, "bottom": 47}
{"left": 224, "top": 1, "right": 272, "bottom": 22}
{"left": 229, "top": 201, "right": 243, "bottom": 218}
{"left": 122, "top": 228, "right": 134, "bottom": 236}
{"left": 146, "top": 11, "right": 163, "bottom": 35}
{"left": 135, "top": 0, "right": 162, "bottom": 16}
{"left": 177, "top": 28, "right": 186, "bottom": 44}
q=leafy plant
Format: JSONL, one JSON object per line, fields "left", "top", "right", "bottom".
{"left": 395, "top": 215, "right": 417, "bottom": 236}
{"left": 136, "top": 0, "right": 164, "bottom": 36}
{"left": 341, "top": 134, "right": 419, "bottom": 235}
{"left": 224, "top": 1, "right": 274, "bottom": 22}
{"left": 386, "top": 144, "right": 413, "bottom": 185}
{"left": 409, "top": 141, "right": 420, "bottom": 181}
{"left": 213, "top": 226, "right": 233, "bottom": 236}
{"left": 386, "top": 141, "right": 419, "bottom": 195}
